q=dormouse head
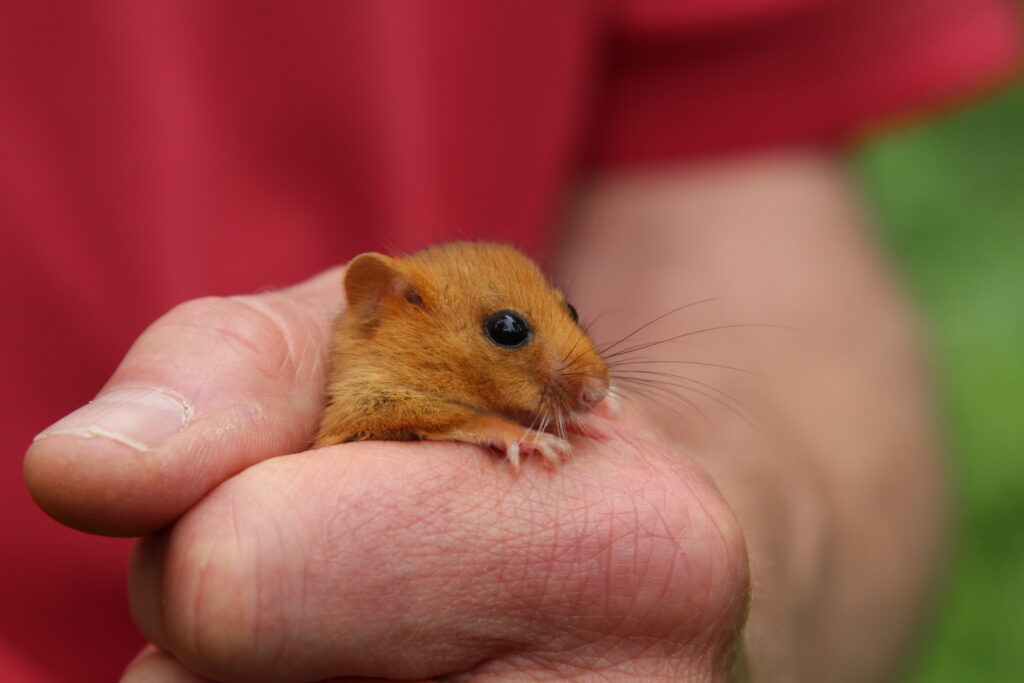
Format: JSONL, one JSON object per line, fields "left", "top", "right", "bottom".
{"left": 342, "top": 242, "right": 609, "bottom": 428}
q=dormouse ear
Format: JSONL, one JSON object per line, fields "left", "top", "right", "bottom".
{"left": 343, "top": 253, "right": 423, "bottom": 322}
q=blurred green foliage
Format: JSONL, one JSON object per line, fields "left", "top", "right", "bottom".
{"left": 852, "top": 82, "right": 1024, "bottom": 681}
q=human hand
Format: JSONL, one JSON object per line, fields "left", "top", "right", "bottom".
{"left": 25, "top": 270, "right": 750, "bottom": 682}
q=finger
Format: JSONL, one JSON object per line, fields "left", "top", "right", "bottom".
{"left": 120, "top": 645, "right": 414, "bottom": 683}
{"left": 129, "top": 422, "right": 749, "bottom": 682}
{"left": 24, "top": 267, "right": 344, "bottom": 536}
{"left": 121, "top": 645, "right": 213, "bottom": 682}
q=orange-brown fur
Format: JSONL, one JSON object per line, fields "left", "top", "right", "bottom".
{"left": 313, "top": 242, "right": 609, "bottom": 467}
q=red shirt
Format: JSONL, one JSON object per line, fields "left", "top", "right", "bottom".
{"left": 0, "top": 1, "right": 1019, "bottom": 679}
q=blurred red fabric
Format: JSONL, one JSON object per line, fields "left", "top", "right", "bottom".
{"left": 0, "top": 1, "right": 1018, "bottom": 680}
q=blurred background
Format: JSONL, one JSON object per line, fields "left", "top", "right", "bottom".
{"left": 854, "top": 82, "right": 1024, "bottom": 681}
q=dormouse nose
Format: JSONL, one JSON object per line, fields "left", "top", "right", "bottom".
{"left": 573, "top": 374, "right": 609, "bottom": 411}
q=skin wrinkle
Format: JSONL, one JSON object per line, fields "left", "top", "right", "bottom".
{"left": 501, "top": 481, "right": 645, "bottom": 649}
{"left": 188, "top": 524, "right": 247, "bottom": 680}
{"left": 193, "top": 471, "right": 330, "bottom": 679}
{"left": 689, "top": 533, "right": 731, "bottom": 658}
{"left": 166, "top": 521, "right": 214, "bottom": 671}
{"left": 115, "top": 302, "right": 325, "bottom": 468}
{"left": 498, "top": 488, "right": 610, "bottom": 586}
{"left": 228, "top": 492, "right": 268, "bottom": 681}
{"left": 643, "top": 498, "right": 688, "bottom": 637}
{"left": 301, "top": 529, "right": 354, "bottom": 654}
{"left": 173, "top": 408, "right": 257, "bottom": 484}
{"left": 225, "top": 305, "right": 299, "bottom": 384}
{"left": 479, "top": 463, "right": 718, "bottom": 660}
{"left": 603, "top": 503, "right": 679, "bottom": 637}
{"left": 460, "top": 638, "right": 718, "bottom": 682}
{"left": 656, "top": 481, "right": 745, "bottom": 660}
{"left": 166, "top": 295, "right": 322, "bottom": 395}
{"left": 289, "top": 294, "right": 340, "bottom": 388}
{"left": 491, "top": 498, "right": 580, "bottom": 564}
{"left": 478, "top": 498, "right": 568, "bottom": 560}
{"left": 261, "top": 495, "right": 310, "bottom": 681}
{"left": 580, "top": 638, "right": 694, "bottom": 677}
{"left": 628, "top": 488, "right": 674, "bottom": 614}
{"left": 472, "top": 528, "right": 569, "bottom": 624}
{"left": 250, "top": 493, "right": 276, "bottom": 675}
{"left": 183, "top": 484, "right": 299, "bottom": 681}
{"left": 554, "top": 484, "right": 597, "bottom": 625}
{"left": 233, "top": 293, "right": 326, "bottom": 385}
{"left": 138, "top": 531, "right": 173, "bottom": 656}
{"left": 600, "top": 493, "right": 620, "bottom": 627}
{"left": 675, "top": 477, "right": 748, "bottom": 655}
{"left": 303, "top": 456, "right": 531, "bottom": 652}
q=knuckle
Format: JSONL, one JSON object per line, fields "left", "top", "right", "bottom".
{"left": 160, "top": 487, "right": 284, "bottom": 680}
{"left": 162, "top": 295, "right": 299, "bottom": 382}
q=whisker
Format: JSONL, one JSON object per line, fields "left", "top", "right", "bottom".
{"left": 612, "top": 374, "right": 756, "bottom": 428}
{"left": 613, "top": 379, "right": 709, "bottom": 425}
{"left": 606, "top": 358, "right": 763, "bottom": 377}
{"left": 530, "top": 383, "right": 551, "bottom": 437}
{"left": 561, "top": 328, "right": 588, "bottom": 366}
{"left": 603, "top": 323, "right": 793, "bottom": 360}
{"left": 557, "top": 236, "right": 591, "bottom": 299}
{"left": 597, "top": 298, "right": 722, "bottom": 356}
{"left": 580, "top": 308, "right": 627, "bottom": 336}
{"left": 611, "top": 369, "right": 759, "bottom": 424}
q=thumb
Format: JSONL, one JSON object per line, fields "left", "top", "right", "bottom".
{"left": 24, "top": 267, "right": 344, "bottom": 537}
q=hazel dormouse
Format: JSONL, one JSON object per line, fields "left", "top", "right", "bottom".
{"left": 313, "top": 242, "right": 609, "bottom": 469}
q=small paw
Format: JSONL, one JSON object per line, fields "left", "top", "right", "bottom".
{"left": 512, "top": 430, "right": 572, "bottom": 469}
{"left": 423, "top": 414, "right": 574, "bottom": 470}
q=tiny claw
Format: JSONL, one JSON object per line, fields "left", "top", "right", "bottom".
{"left": 505, "top": 441, "right": 521, "bottom": 472}
{"left": 520, "top": 431, "right": 572, "bottom": 467}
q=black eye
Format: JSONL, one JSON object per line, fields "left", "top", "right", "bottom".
{"left": 566, "top": 302, "right": 579, "bottom": 324}
{"left": 484, "top": 310, "right": 531, "bottom": 348}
